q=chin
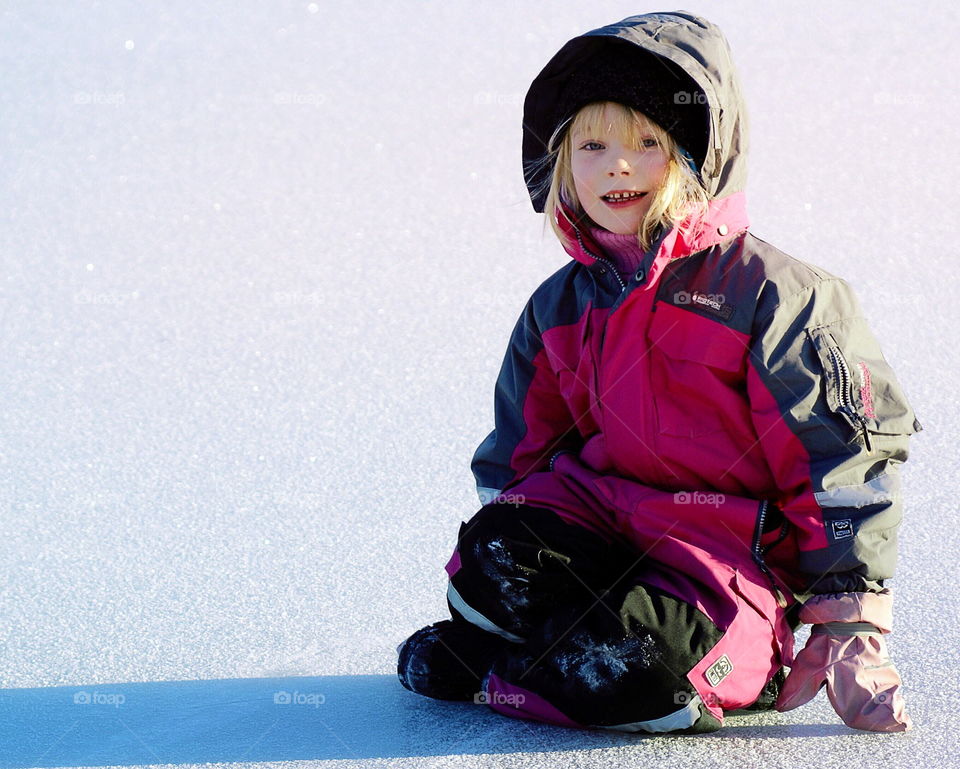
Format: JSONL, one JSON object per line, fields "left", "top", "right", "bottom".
{"left": 601, "top": 221, "right": 642, "bottom": 236}
{"left": 586, "top": 210, "right": 643, "bottom": 236}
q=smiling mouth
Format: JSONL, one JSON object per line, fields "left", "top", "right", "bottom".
{"left": 602, "top": 191, "right": 648, "bottom": 204}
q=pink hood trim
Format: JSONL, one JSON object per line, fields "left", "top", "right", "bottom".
{"left": 555, "top": 191, "right": 750, "bottom": 265}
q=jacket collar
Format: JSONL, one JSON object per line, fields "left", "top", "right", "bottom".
{"left": 556, "top": 191, "right": 750, "bottom": 267}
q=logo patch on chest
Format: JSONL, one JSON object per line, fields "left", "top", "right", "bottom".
{"left": 673, "top": 289, "right": 735, "bottom": 320}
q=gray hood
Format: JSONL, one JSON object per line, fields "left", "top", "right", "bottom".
{"left": 522, "top": 11, "right": 749, "bottom": 211}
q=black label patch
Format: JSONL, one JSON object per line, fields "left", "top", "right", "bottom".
{"left": 705, "top": 655, "right": 733, "bottom": 687}
{"left": 830, "top": 519, "right": 853, "bottom": 540}
{"left": 673, "top": 290, "right": 734, "bottom": 321}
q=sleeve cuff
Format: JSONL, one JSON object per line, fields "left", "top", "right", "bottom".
{"left": 797, "top": 588, "right": 894, "bottom": 632}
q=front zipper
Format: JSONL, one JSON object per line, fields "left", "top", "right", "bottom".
{"left": 574, "top": 227, "right": 627, "bottom": 291}
{"left": 549, "top": 450, "right": 571, "bottom": 471}
{"left": 827, "top": 345, "right": 873, "bottom": 452}
{"left": 574, "top": 227, "right": 629, "bottom": 425}
{"left": 752, "top": 500, "right": 789, "bottom": 608}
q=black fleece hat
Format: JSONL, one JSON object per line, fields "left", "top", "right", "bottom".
{"left": 556, "top": 47, "right": 706, "bottom": 161}
{"left": 524, "top": 38, "right": 710, "bottom": 212}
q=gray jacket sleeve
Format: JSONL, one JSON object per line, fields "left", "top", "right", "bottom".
{"left": 471, "top": 296, "right": 581, "bottom": 506}
{"left": 746, "top": 277, "right": 922, "bottom": 594}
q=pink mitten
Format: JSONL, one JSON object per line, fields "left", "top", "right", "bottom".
{"left": 775, "top": 589, "right": 912, "bottom": 732}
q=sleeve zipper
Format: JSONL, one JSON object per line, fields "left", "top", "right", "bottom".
{"left": 827, "top": 345, "right": 873, "bottom": 452}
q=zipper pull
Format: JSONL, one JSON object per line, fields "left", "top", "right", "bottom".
{"left": 856, "top": 414, "right": 873, "bottom": 452}
{"left": 772, "top": 585, "right": 788, "bottom": 608}
{"left": 845, "top": 409, "right": 873, "bottom": 452}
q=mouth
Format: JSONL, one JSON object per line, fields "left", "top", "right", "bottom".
{"left": 601, "top": 190, "right": 648, "bottom": 207}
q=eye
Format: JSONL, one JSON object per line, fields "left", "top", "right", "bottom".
{"left": 578, "top": 141, "right": 604, "bottom": 151}
{"left": 641, "top": 138, "right": 659, "bottom": 149}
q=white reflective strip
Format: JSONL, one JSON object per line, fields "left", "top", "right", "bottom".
{"left": 815, "top": 471, "right": 899, "bottom": 509}
{"left": 595, "top": 695, "right": 702, "bottom": 734}
{"left": 446, "top": 581, "right": 525, "bottom": 643}
{"left": 477, "top": 487, "right": 502, "bottom": 506}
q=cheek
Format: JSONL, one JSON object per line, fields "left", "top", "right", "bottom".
{"left": 632, "top": 161, "right": 664, "bottom": 194}
{"left": 648, "top": 154, "right": 670, "bottom": 182}
{"left": 570, "top": 160, "right": 596, "bottom": 198}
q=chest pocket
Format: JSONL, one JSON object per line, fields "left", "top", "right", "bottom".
{"left": 647, "top": 302, "right": 749, "bottom": 438}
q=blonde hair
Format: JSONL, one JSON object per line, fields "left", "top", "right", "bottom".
{"left": 533, "top": 101, "right": 710, "bottom": 252}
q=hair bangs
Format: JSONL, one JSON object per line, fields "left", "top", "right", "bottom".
{"left": 569, "top": 101, "right": 667, "bottom": 153}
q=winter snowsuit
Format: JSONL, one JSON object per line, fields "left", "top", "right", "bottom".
{"left": 440, "top": 12, "right": 922, "bottom": 732}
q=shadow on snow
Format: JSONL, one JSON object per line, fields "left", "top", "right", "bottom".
{"left": 0, "top": 674, "right": 851, "bottom": 767}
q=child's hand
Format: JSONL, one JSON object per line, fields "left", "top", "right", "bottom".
{"left": 774, "top": 590, "right": 912, "bottom": 732}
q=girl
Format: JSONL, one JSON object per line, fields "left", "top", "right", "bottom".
{"left": 397, "top": 11, "right": 920, "bottom": 734}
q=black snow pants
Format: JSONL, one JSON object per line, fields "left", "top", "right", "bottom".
{"left": 444, "top": 501, "right": 730, "bottom": 732}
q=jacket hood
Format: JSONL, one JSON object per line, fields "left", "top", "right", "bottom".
{"left": 522, "top": 11, "right": 749, "bottom": 212}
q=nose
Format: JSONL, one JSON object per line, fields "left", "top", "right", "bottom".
{"left": 606, "top": 157, "right": 633, "bottom": 176}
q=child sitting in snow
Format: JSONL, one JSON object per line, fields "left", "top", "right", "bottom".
{"left": 397, "top": 11, "right": 921, "bottom": 734}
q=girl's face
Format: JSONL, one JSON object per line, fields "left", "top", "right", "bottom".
{"left": 570, "top": 104, "right": 670, "bottom": 235}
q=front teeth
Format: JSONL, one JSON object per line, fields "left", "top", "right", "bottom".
{"left": 604, "top": 191, "right": 644, "bottom": 201}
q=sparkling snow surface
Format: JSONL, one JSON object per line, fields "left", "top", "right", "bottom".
{"left": 1, "top": 1, "right": 957, "bottom": 767}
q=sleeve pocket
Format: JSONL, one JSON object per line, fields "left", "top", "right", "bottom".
{"left": 806, "top": 320, "right": 922, "bottom": 443}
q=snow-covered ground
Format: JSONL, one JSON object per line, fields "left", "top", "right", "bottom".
{"left": 1, "top": 2, "right": 957, "bottom": 767}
